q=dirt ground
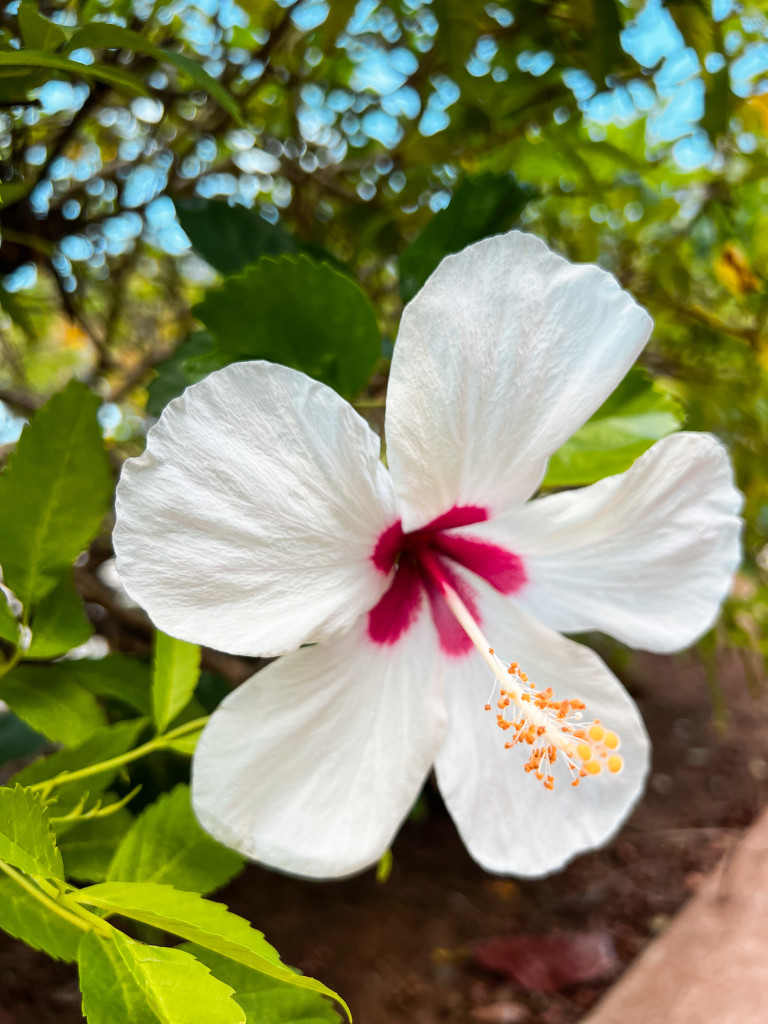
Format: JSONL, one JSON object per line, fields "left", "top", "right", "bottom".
{"left": 1, "top": 644, "right": 766, "bottom": 1024}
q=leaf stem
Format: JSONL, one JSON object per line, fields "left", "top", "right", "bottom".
{"left": 30, "top": 716, "right": 209, "bottom": 795}
{"left": 0, "top": 860, "right": 100, "bottom": 935}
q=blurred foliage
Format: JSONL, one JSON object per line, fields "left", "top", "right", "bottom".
{"left": 0, "top": 0, "right": 767, "bottom": 672}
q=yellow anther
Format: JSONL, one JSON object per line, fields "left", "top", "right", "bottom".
{"left": 607, "top": 754, "right": 624, "bottom": 774}
{"left": 584, "top": 759, "right": 602, "bottom": 775}
{"left": 604, "top": 731, "right": 619, "bottom": 750}
{"left": 576, "top": 742, "right": 593, "bottom": 763}
{"left": 587, "top": 724, "right": 605, "bottom": 743}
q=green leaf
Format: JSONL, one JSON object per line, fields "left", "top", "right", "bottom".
{"left": 152, "top": 632, "right": 201, "bottom": 734}
{"left": 73, "top": 882, "right": 349, "bottom": 1018}
{"left": 0, "top": 589, "right": 20, "bottom": 646}
{"left": 0, "top": 278, "right": 36, "bottom": 336}
{"left": 195, "top": 255, "right": 380, "bottom": 399}
{"left": 0, "top": 381, "right": 113, "bottom": 607}
{"left": 701, "top": 65, "right": 731, "bottom": 144}
{"left": 543, "top": 369, "right": 685, "bottom": 488}
{"left": 176, "top": 200, "right": 299, "bottom": 276}
{"left": 146, "top": 331, "right": 215, "bottom": 417}
{"left": 12, "top": 718, "right": 148, "bottom": 817}
{"left": 182, "top": 946, "right": 340, "bottom": 1024}
{"left": 0, "top": 711, "right": 45, "bottom": 767}
{"left": 0, "top": 875, "right": 82, "bottom": 960}
{"left": 108, "top": 784, "right": 242, "bottom": 894}
{"left": 67, "top": 24, "right": 244, "bottom": 125}
{"left": 0, "top": 784, "right": 64, "bottom": 879}
{"left": 18, "top": 3, "right": 69, "bottom": 51}
{"left": 0, "top": 50, "right": 148, "bottom": 95}
{"left": 0, "top": 663, "right": 108, "bottom": 747}
{"left": 61, "top": 655, "right": 152, "bottom": 715}
{"left": 399, "top": 172, "right": 533, "bottom": 301}
{"left": 26, "top": 573, "right": 93, "bottom": 659}
{"left": 79, "top": 930, "right": 245, "bottom": 1024}
{"left": 59, "top": 807, "right": 133, "bottom": 883}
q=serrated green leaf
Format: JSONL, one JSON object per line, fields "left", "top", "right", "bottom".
{"left": 0, "top": 663, "right": 107, "bottom": 747}
{"left": 543, "top": 369, "right": 684, "bottom": 487}
{"left": 195, "top": 255, "right": 380, "bottom": 399}
{"left": 0, "top": 875, "right": 82, "bottom": 960}
{"left": 73, "top": 882, "right": 349, "bottom": 1018}
{"left": 0, "top": 784, "right": 64, "bottom": 879}
{"left": 67, "top": 24, "right": 244, "bottom": 125}
{"left": 18, "top": 3, "right": 69, "bottom": 51}
{"left": 79, "top": 930, "right": 245, "bottom": 1024}
{"left": 0, "top": 381, "right": 113, "bottom": 607}
{"left": 12, "top": 718, "right": 148, "bottom": 818}
{"left": 59, "top": 808, "right": 133, "bottom": 883}
{"left": 0, "top": 49, "right": 148, "bottom": 94}
{"left": 153, "top": 632, "right": 201, "bottom": 734}
{"left": 399, "top": 172, "right": 533, "bottom": 301}
{"left": 0, "top": 589, "right": 20, "bottom": 646}
{"left": 182, "top": 945, "right": 340, "bottom": 1024}
{"left": 108, "top": 784, "right": 242, "bottom": 894}
{"left": 26, "top": 574, "right": 93, "bottom": 659}
{"left": 176, "top": 200, "right": 299, "bottom": 276}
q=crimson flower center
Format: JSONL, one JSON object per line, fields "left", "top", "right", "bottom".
{"left": 367, "top": 504, "right": 526, "bottom": 656}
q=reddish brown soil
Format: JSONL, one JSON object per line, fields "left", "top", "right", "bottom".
{"left": 1, "top": 646, "right": 766, "bottom": 1024}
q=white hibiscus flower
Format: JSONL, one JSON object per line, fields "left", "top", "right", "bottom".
{"left": 114, "top": 232, "right": 742, "bottom": 880}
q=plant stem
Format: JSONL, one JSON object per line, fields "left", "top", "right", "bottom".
{"left": 0, "top": 648, "right": 22, "bottom": 682}
{"left": 0, "top": 860, "right": 98, "bottom": 934}
{"left": 30, "top": 716, "right": 209, "bottom": 795}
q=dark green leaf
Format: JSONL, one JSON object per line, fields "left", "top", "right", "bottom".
{"left": 0, "top": 50, "right": 148, "bottom": 95}
{"left": 399, "top": 172, "right": 533, "bottom": 301}
{"left": 74, "top": 882, "right": 349, "bottom": 1018}
{"left": 18, "top": 3, "right": 70, "bottom": 51}
{"left": 146, "top": 332, "right": 215, "bottom": 417}
{"left": 108, "top": 784, "right": 242, "bottom": 894}
{"left": 543, "top": 368, "right": 684, "bottom": 487}
{"left": 0, "top": 875, "right": 82, "bottom": 960}
{"left": 152, "top": 632, "right": 201, "bottom": 734}
{"left": 62, "top": 655, "right": 152, "bottom": 715}
{"left": 27, "top": 574, "right": 93, "bottom": 659}
{"left": 78, "top": 930, "right": 245, "bottom": 1024}
{"left": 701, "top": 66, "right": 731, "bottom": 144}
{"left": 176, "top": 200, "right": 299, "bottom": 276}
{"left": 0, "top": 381, "right": 113, "bottom": 607}
{"left": 195, "top": 255, "right": 380, "bottom": 399}
{"left": 0, "top": 784, "right": 64, "bottom": 878}
{"left": 0, "top": 711, "right": 45, "bottom": 767}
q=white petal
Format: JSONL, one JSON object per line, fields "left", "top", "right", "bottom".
{"left": 191, "top": 612, "right": 446, "bottom": 879}
{"left": 435, "top": 589, "right": 649, "bottom": 877}
{"left": 386, "top": 231, "right": 653, "bottom": 531}
{"left": 475, "top": 432, "right": 743, "bottom": 653}
{"left": 115, "top": 362, "right": 397, "bottom": 657}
